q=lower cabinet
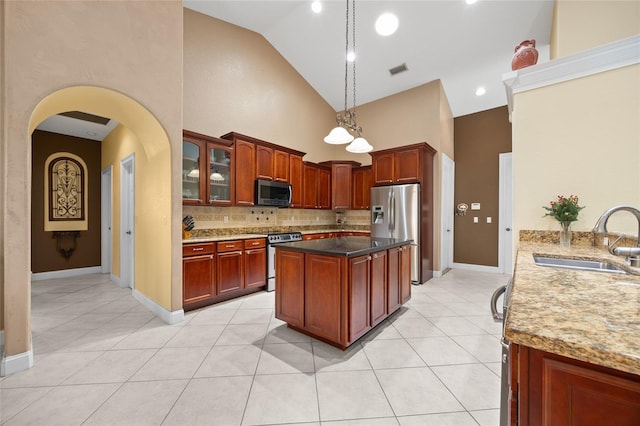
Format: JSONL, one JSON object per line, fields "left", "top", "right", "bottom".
{"left": 387, "top": 245, "right": 411, "bottom": 313}
{"left": 183, "top": 237, "right": 266, "bottom": 311}
{"left": 512, "top": 345, "right": 640, "bottom": 426}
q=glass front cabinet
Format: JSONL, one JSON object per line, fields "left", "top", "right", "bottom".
{"left": 183, "top": 130, "right": 235, "bottom": 206}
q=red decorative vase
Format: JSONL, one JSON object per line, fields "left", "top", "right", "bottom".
{"left": 511, "top": 39, "right": 539, "bottom": 71}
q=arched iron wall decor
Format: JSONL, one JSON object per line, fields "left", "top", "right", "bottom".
{"left": 44, "top": 152, "right": 89, "bottom": 232}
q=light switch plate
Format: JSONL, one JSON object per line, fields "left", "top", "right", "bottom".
{"left": 471, "top": 203, "right": 481, "bottom": 210}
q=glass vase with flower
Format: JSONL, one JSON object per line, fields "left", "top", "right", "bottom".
{"left": 543, "top": 195, "right": 585, "bottom": 246}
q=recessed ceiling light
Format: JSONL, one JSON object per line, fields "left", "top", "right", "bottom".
{"left": 475, "top": 87, "right": 486, "bottom": 96}
{"left": 375, "top": 13, "right": 398, "bottom": 36}
{"left": 347, "top": 50, "right": 355, "bottom": 62}
{"left": 465, "top": 0, "right": 478, "bottom": 5}
{"left": 311, "top": 1, "right": 322, "bottom": 14}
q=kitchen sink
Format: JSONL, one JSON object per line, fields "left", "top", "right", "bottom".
{"left": 533, "top": 255, "right": 627, "bottom": 274}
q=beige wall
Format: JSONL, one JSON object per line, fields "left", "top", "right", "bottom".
{"left": 1, "top": 1, "right": 183, "bottom": 361}
{"left": 551, "top": 0, "right": 640, "bottom": 58}
{"left": 184, "top": 9, "right": 339, "bottom": 164}
{"left": 513, "top": 65, "right": 640, "bottom": 236}
{"left": 513, "top": 1, "right": 640, "bottom": 240}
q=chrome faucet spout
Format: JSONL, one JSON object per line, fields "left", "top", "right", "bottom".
{"left": 592, "top": 205, "right": 640, "bottom": 246}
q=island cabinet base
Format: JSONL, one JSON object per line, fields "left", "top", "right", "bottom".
{"left": 512, "top": 345, "right": 640, "bottom": 426}
{"left": 275, "top": 244, "right": 411, "bottom": 350}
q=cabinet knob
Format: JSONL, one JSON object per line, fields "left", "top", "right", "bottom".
{"left": 367, "top": 256, "right": 372, "bottom": 261}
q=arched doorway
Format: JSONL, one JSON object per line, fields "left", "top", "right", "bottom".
{"left": 1, "top": 86, "right": 181, "bottom": 376}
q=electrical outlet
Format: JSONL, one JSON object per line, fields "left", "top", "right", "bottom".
{"left": 223, "top": 216, "right": 229, "bottom": 224}
{"left": 473, "top": 217, "right": 479, "bottom": 223}
{"left": 486, "top": 217, "right": 492, "bottom": 223}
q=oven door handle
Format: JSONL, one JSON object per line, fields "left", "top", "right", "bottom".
{"left": 491, "top": 285, "right": 507, "bottom": 322}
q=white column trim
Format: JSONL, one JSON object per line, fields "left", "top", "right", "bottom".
{"left": 1, "top": 337, "right": 34, "bottom": 377}
{"left": 132, "top": 289, "right": 184, "bottom": 325}
{"left": 503, "top": 35, "right": 640, "bottom": 119}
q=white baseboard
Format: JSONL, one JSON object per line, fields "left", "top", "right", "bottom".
{"left": 111, "top": 273, "right": 123, "bottom": 287}
{"left": 451, "top": 262, "right": 500, "bottom": 273}
{"left": 31, "top": 266, "right": 102, "bottom": 281}
{"left": 0, "top": 330, "right": 3, "bottom": 347}
{"left": 132, "top": 289, "right": 184, "bottom": 325}
{"left": 1, "top": 338, "right": 34, "bottom": 377}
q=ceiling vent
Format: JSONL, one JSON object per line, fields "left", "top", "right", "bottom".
{"left": 389, "top": 63, "right": 408, "bottom": 76}
{"left": 59, "top": 111, "right": 111, "bottom": 126}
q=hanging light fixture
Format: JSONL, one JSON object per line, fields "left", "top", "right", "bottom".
{"left": 324, "top": 0, "right": 373, "bottom": 153}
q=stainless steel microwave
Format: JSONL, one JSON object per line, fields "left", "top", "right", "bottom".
{"left": 255, "top": 179, "right": 292, "bottom": 207}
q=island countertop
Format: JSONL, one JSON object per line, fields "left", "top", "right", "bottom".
{"left": 506, "top": 241, "right": 640, "bottom": 376}
{"left": 274, "top": 236, "right": 411, "bottom": 257}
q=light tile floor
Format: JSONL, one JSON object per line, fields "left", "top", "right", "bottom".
{"left": 1, "top": 269, "right": 510, "bottom": 425}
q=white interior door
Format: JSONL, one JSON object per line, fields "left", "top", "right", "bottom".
{"left": 440, "top": 154, "right": 455, "bottom": 274}
{"left": 499, "top": 153, "right": 513, "bottom": 274}
{"left": 120, "top": 154, "right": 135, "bottom": 289}
{"left": 101, "top": 166, "right": 113, "bottom": 274}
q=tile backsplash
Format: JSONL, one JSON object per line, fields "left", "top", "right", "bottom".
{"left": 183, "top": 206, "right": 371, "bottom": 236}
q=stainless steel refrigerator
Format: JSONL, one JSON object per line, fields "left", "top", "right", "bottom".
{"left": 371, "top": 184, "right": 420, "bottom": 283}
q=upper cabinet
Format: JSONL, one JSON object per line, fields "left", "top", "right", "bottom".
{"left": 370, "top": 143, "right": 436, "bottom": 186}
{"left": 273, "top": 150, "right": 290, "bottom": 182}
{"left": 255, "top": 145, "right": 273, "bottom": 180}
{"left": 183, "top": 130, "right": 234, "bottom": 206}
{"left": 303, "top": 162, "right": 331, "bottom": 209}
{"left": 289, "top": 154, "right": 303, "bottom": 208}
{"left": 319, "top": 161, "right": 361, "bottom": 211}
{"left": 352, "top": 165, "right": 372, "bottom": 210}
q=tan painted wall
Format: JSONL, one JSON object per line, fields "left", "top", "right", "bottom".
{"left": 513, "top": 64, "right": 640, "bottom": 237}
{"left": 183, "top": 9, "right": 339, "bottom": 163}
{"left": 513, "top": 0, "right": 640, "bottom": 241}
{"left": 1, "top": 1, "right": 182, "bottom": 358}
{"left": 0, "top": 0, "right": 5, "bottom": 333}
{"left": 551, "top": 0, "right": 640, "bottom": 58}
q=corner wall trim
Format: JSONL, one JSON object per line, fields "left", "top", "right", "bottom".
{"left": 132, "top": 289, "right": 184, "bottom": 325}
{"left": 31, "top": 266, "right": 103, "bottom": 281}
{"left": 503, "top": 35, "right": 640, "bottom": 118}
{"left": 1, "top": 348, "right": 34, "bottom": 377}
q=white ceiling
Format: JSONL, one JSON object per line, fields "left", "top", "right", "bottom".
{"left": 36, "top": 1, "right": 555, "bottom": 141}
{"left": 184, "top": 0, "right": 555, "bottom": 117}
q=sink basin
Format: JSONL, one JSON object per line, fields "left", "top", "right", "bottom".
{"left": 533, "top": 255, "right": 627, "bottom": 274}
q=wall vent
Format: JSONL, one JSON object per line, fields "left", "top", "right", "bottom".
{"left": 389, "top": 63, "right": 408, "bottom": 76}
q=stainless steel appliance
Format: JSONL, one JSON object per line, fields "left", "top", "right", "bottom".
{"left": 266, "top": 232, "right": 302, "bottom": 291}
{"left": 491, "top": 278, "right": 514, "bottom": 426}
{"left": 255, "top": 179, "right": 292, "bottom": 207}
{"left": 371, "top": 184, "right": 421, "bottom": 283}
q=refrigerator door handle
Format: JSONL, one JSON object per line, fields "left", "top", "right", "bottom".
{"left": 388, "top": 190, "right": 393, "bottom": 235}
{"left": 390, "top": 190, "right": 395, "bottom": 235}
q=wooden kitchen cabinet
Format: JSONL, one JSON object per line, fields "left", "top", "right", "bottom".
{"left": 302, "top": 162, "right": 331, "bottom": 209}
{"left": 319, "top": 161, "right": 360, "bottom": 210}
{"left": 289, "top": 154, "right": 303, "bottom": 207}
{"left": 183, "top": 130, "right": 234, "bottom": 206}
{"left": 275, "top": 250, "right": 305, "bottom": 327}
{"left": 232, "top": 139, "right": 256, "bottom": 206}
{"left": 352, "top": 165, "right": 372, "bottom": 210}
{"left": 349, "top": 254, "right": 371, "bottom": 342}
{"left": 255, "top": 145, "right": 274, "bottom": 180}
{"left": 302, "top": 233, "right": 335, "bottom": 241}
{"left": 387, "top": 245, "right": 412, "bottom": 313}
{"left": 305, "top": 254, "right": 343, "bottom": 343}
{"left": 216, "top": 240, "right": 244, "bottom": 295}
{"left": 370, "top": 250, "right": 388, "bottom": 327}
{"left": 244, "top": 238, "right": 266, "bottom": 289}
{"left": 512, "top": 345, "right": 640, "bottom": 426}
{"left": 274, "top": 150, "right": 290, "bottom": 182}
{"left": 370, "top": 144, "right": 432, "bottom": 186}
{"left": 182, "top": 243, "right": 216, "bottom": 310}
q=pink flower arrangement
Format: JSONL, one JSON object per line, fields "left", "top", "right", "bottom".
{"left": 543, "top": 195, "right": 584, "bottom": 222}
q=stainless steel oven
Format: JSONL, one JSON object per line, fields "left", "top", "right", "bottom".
{"left": 491, "top": 277, "right": 513, "bottom": 426}
{"left": 266, "top": 232, "right": 302, "bottom": 291}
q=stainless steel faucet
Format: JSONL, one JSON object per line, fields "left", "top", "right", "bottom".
{"left": 593, "top": 205, "right": 640, "bottom": 265}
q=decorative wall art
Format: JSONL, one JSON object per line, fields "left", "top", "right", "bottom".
{"left": 44, "top": 152, "right": 89, "bottom": 231}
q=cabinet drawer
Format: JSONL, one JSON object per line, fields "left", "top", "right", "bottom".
{"left": 183, "top": 243, "right": 215, "bottom": 257}
{"left": 244, "top": 238, "right": 266, "bottom": 249}
{"left": 217, "top": 240, "right": 243, "bottom": 252}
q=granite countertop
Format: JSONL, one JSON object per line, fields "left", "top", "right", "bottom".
{"left": 275, "top": 236, "right": 411, "bottom": 257}
{"left": 506, "top": 242, "right": 640, "bottom": 375}
{"left": 183, "top": 229, "right": 370, "bottom": 244}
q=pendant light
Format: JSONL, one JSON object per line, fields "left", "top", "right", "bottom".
{"left": 324, "top": 0, "right": 373, "bottom": 153}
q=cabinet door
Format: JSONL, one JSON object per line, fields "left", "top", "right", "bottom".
{"left": 235, "top": 140, "right": 256, "bottom": 206}
{"left": 182, "top": 138, "right": 206, "bottom": 204}
{"left": 362, "top": 167, "right": 372, "bottom": 209}
{"left": 275, "top": 250, "right": 305, "bottom": 327}
{"left": 207, "top": 143, "right": 234, "bottom": 206}
{"left": 372, "top": 153, "right": 395, "bottom": 185}
{"left": 305, "top": 254, "right": 342, "bottom": 343}
{"left": 245, "top": 247, "right": 266, "bottom": 288}
{"left": 302, "top": 164, "right": 318, "bottom": 208}
{"left": 217, "top": 250, "right": 244, "bottom": 295}
{"left": 349, "top": 254, "right": 371, "bottom": 342}
{"left": 289, "top": 155, "right": 303, "bottom": 207}
{"left": 317, "top": 168, "right": 331, "bottom": 209}
{"left": 183, "top": 254, "right": 215, "bottom": 307}
{"left": 256, "top": 145, "right": 274, "bottom": 180}
{"left": 273, "top": 150, "right": 290, "bottom": 182}
{"left": 331, "top": 164, "right": 351, "bottom": 210}
{"left": 370, "top": 251, "right": 387, "bottom": 327}
{"left": 352, "top": 166, "right": 372, "bottom": 210}
{"left": 400, "top": 245, "right": 412, "bottom": 303}
{"left": 387, "top": 247, "right": 401, "bottom": 314}
{"left": 394, "top": 149, "right": 421, "bottom": 183}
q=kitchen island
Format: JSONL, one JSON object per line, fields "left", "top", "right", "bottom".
{"left": 506, "top": 241, "right": 640, "bottom": 425}
{"left": 275, "top": 236, "right": 412, "bottom": 349}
